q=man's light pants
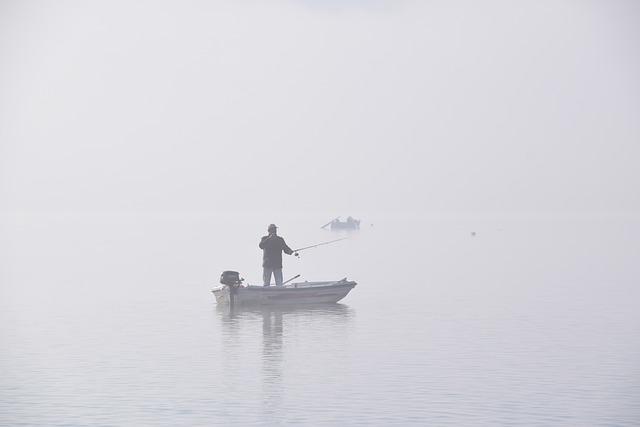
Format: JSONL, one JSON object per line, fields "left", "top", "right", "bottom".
{"left": 263, "top": 267, "right": 283, "bottom": 286}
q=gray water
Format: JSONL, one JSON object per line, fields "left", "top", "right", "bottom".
{"left": 2, "top": 0, "right": 639, "bottom": 424}
{"left": 1, "top": 213, "right": 639, "bottom": 425}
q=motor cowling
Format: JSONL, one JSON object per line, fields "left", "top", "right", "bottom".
{"left": 220, "top": 270, "right": 242, "bottom": 286}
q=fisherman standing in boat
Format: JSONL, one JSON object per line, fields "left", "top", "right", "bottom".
{"left": 259, "top": 224, "right": 294, "bottom": 287}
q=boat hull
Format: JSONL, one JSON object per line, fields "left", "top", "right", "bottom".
{"left": 212, "top": 280, "right": 356, "bottom": 306}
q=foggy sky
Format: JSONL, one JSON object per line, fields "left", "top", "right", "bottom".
{"left": 1, "top": 0, "right": 639, "bottom": 216}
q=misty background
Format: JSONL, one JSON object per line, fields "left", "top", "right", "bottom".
{"left": 1, "top": 0, "right": 638, "bottom": 216}
{"left": 1, "top": 1, "right": 640, "bottom": 425}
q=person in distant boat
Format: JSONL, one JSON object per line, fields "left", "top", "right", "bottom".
{"left": 259, "top": 224, "right": 294, "bottom": 287}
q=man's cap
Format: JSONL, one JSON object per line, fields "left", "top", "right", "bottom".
{"left": 268, "top": 223, "right": 277, "bottom": 231}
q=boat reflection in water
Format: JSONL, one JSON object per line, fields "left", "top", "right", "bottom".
{"left": 215, "top": 304, "right": 355, "bottom": 423}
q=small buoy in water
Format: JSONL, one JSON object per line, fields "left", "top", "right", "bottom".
{"left": 471, "top": 232, "right": 476, "bottom": 237}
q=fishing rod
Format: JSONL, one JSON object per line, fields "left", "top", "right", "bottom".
{"left": 320, "top": 217, "right": 340, "bottom": 229}
{"left": 293, "top": 237, "right": 349, "bottom": 256}
{"left": 282, "top": 274, "right": 301, "bottom": 285}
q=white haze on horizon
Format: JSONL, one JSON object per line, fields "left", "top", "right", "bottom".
{"left": 1, "top": 0, "right": 639, "bottom": 218}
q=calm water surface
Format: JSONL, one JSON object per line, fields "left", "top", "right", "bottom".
{"left": 1, "top": 214, "right": 639, "bottom": 425}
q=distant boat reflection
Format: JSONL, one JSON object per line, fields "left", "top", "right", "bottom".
{"left": 215, "top": 304, "right": 355, "bottom": 422}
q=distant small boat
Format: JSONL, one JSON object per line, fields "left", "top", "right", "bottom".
{"left": 329, "top": 218, "right": 360, "bottom": 230}
{"left": 212, "top": 278, "right": 357, "bottom": 306}
{"left": 320, "top": 216, "right": 361, "bottom": 231}
{"left": 330, "top": 221, "right": 359, "bottom": 230}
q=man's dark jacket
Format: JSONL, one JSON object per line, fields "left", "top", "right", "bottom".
{"left": 259, "top": 235, "right": 293, "bottom": 269}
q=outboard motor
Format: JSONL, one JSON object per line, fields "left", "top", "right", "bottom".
{"left": 220, "top": 271, "right": 243, "bottom": 307}
{"left": 220, "top": 271, "right": 242, "bottom": 287}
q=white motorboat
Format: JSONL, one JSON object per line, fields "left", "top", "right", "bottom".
{"left": 212, "top": 274, "right": 356, "bottom": 306}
